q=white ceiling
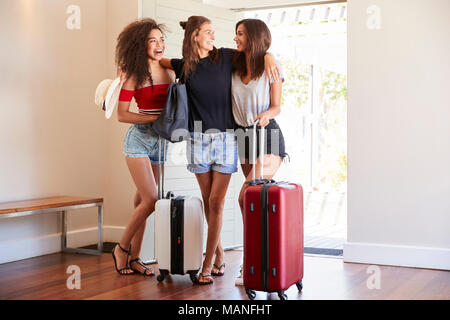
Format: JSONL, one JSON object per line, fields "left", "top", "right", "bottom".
{"left": 203, "top": 0, "right": 344, "bottom": 10}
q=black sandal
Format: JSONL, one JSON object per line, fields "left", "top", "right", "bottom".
{"left": 211, "top": 263, "right": 226, "bottom": 276}
{"left": 129, "top": 258, "right": 154, "bottom": 276}
{"left": 197, "top": 273, "right": 214, "bottom": 285}
{"left": 112, "top": 243, "right": 134, "bottom": 275}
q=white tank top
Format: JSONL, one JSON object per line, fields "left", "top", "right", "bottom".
{"left": 231, "top": 61, "right": 283, "bottom": 127}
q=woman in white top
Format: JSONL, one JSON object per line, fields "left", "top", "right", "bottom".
{"left": 231, "top": 18, "right": 287, "bottom": 285}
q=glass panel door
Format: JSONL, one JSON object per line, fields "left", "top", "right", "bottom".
{"left": 244, "top": 2, "right": 347, "bottom": 255}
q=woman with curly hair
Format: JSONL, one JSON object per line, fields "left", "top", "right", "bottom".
{"left": 111, "top": 18, "right": 175, "bottom": 276}
{"left": 159, "top": 16, "right": 280, "bottom": 285}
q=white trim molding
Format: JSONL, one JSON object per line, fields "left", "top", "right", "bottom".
{"left": 0, "top": 226, "right": 125, "bottom": 265}
{"left": 137, "top": 0, "right": 143, "bottom": 18}
{"left": 343, "top": 242, "right": 450, "bottom": 271}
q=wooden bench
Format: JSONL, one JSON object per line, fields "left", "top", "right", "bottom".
{"left": 0, "top": 196, "right": 103, "bottom": 255}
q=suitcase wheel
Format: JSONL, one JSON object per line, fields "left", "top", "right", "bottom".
{"left": 157, "top": 270, "right": 169, "bottom": 282}
{"left": 245, "top": 288, "right": 256, "bottom": 300}
{"left": 278, "top": 291, "right": 288, "bottom": 300}
{"left": 296, "top": 280, "right": 303, "bottom": 292}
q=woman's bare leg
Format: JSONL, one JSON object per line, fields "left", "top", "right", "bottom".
{"left": 195, "top": 171, "right": 232, "bottom": 283}
{"left": 112, "top": 157, "right": 158, "bottom": 274}
{"left": 129, "top": 163, "right": 160, "bottom": 262}
{"left": 195, "top": 171, "right": 226, "bottom": 266}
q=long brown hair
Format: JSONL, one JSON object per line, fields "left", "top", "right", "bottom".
{"left": 179, "top": 16, "right": 219, "bottom": 77}
{"left": 115, "top": 18, "right": 166, "bottom": 89}
{"left": 232, "top": 19, "right": 272, "bottom": 79}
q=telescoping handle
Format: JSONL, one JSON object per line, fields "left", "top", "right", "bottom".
{"left": 157, "top": 136, "right": 166, "bottom": 200}
{"left": 252, "top": 119, "right": 265, "bottom": 181}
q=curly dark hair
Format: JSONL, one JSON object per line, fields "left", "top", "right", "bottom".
{"left": 115, "top": 18, "right": 166, "bottom": 89}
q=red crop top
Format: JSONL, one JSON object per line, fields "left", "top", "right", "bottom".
{"left": 119, "top": 84, "right": 170, "bottom": 115}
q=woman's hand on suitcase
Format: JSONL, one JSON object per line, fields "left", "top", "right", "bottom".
{"left": 255, "top": 112, "right": 271, "bottom": 127}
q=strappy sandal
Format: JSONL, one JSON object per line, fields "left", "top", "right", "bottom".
{"left": 112, "top": 243, "right": 134, "bottom": 275}
{"left": 211, "top": 263, "right": 226, "bottom": 277}
{"left": 197, "top": 273, "right": 214, "bottom": 285}
{"left": 129, "top": 258, "right": 154, "bottom": 276}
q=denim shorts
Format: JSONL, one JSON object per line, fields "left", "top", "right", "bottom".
{"left": 123, "top": 123, "right": 168, "bottom": 164}
{"left": 186, "top": 131, "right": 238, "bottom": 174}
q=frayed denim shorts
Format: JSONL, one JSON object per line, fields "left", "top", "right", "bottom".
{"left": 186, "top": 131, "right": 238, "bottom": 174}
{"left": 123, "top": 123, "right": 168, "bottom": 164}
{"left": 235, "top": 119, "right": 288, "bottom": 162}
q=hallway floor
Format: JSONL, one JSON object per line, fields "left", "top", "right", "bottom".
{"left": 0, "top": 249, "right": 448, "bottom": 300}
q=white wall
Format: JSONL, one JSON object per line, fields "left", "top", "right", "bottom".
{"left": 344, "top": 0, "right": 450, "bottom": 270}
{"left": 0, "top": 0, "right": 111, "bottom": 263}
{"left": 0, "top": 0, "right": 139, "bottom": 264}
{"left": 0, "top": 0, "right": 242, "bottom": 265}
{"left": 102, "top": 0, "right": 140, "bottom": 235}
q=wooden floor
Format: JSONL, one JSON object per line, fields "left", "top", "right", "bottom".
{"left": 0, "top": 249, "right": 448, "bottom": 300}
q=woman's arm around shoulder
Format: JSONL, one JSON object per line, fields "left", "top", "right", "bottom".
{"left": 264, "top": 53, "right": 281, "bottom": 83}
{"left": 159, "top": 58, "right": 173, "bottom": 70}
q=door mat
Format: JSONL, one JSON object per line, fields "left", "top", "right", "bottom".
{"left": 79, "top": 242, "right": 116, "bottom": 253}
{"left": 304, "top": 247, "right": 343, "bottom": 256}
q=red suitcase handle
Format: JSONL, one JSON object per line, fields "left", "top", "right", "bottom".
{"left": 251, "top": 119, "right": 266, "bottom": 181}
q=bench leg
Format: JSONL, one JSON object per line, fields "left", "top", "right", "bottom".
{"left": 61, "top": 210, "right": 67, "bottom": 251}
{"left": 97, "top": 205, "right": 103, "bottom": 253}
{"left": 61, "top": 205, "right": 103, "bottom": 256}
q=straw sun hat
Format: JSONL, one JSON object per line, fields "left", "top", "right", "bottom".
{"left": 94, "top": 77, "right": 122, "bottom": 119}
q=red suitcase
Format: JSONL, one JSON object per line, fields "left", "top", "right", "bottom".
{"left": 243, "top": 122, "right": 304, "bottom": 300}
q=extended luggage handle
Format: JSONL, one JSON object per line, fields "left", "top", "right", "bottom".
{"left": 157, "top": 137, "right": 168, "bottom": 200}
{"left": 252, "top": 119, "right": 264, "bottom": 181}
{"left": 155, "top": 137, "right": 188, "bottom": 201}
{"left": 248, "top": 119, "right": 277, "bottom": 186}
{"left": 157, "top": 137, "right": 178, "bottom": 200}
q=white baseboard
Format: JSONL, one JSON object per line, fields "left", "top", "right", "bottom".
{"left": 5, "top": 230, "right": 448, "bottom": 271}
{"left": 343, "top": 241, "right": 450, "bottom": 271}
{"left": 0, "top": 226, "right": 125, "bottom": 265}
{"left": 102, "top": 226, "right": 126, "bottom": 244}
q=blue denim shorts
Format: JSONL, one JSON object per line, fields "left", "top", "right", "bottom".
{"left": 186, "top": 131, "right": 238, "bottom": 174}
{"left": 123, "top": 123, "right": 168, "bottom": 164}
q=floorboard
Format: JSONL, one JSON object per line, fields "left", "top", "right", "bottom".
{"left": 0, "top": 249, "right": 448, "bottom": 300}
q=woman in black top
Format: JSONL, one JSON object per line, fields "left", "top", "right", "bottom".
{"left": 160, "top": 16, "right": 279, "bottom": 285}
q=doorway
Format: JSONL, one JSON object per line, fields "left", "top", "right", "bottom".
{"left": 242, "top": 2, "right": 347, "bottom": 256}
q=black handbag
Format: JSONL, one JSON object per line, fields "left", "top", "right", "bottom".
{"left": 152, "top": 79, "right": 189, "bottom": 143}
